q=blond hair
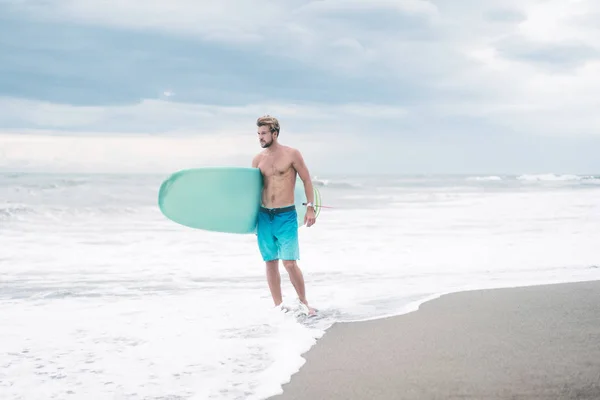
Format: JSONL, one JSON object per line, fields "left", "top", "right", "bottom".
{"left": 256, "top": 115, "right": 280, "bottom": 136}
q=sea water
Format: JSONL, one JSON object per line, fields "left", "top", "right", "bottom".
{"left": 1, "top": 172, "right": 600, "bottom": 399}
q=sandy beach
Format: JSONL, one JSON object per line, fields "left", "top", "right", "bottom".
{"left": 270, "top": 280, "right": 600, "bottom": 400}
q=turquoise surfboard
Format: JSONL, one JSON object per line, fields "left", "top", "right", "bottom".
{"left": 158, "top": 167, "right": 322, "bottom": 234}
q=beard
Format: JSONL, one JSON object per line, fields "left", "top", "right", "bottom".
{"left": 260, "top": 139, "right": 272, "bottom": 148}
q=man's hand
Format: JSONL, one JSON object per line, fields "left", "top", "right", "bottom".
{"left": 304, "top": 207, "right": 316, "bottom": 227}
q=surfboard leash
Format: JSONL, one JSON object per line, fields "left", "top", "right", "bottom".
{"left": 302, "top": 203, "right": 335, "bottom": 209}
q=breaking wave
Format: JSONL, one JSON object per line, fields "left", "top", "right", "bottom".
{"left": 517, "top": 174, "right": 600, "bottom": 182}
{"left": 466, "top": 176, "right": 503, "bottom": 181}
{"left": 312, "top": 176, "right": 362, "bottom": 189}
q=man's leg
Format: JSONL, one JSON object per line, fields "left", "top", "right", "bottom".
{"left": 257, "top": 211, "right": 281, "bottom": 306}
{"left": 283, "top": 260, "right": 315, "bottom": 315}
{"left": 276, "top": 209, "right": 316, "bottom": 314}
{"left": 282, "top": 260, "right": 314, "bottom": 313}
{"left": 265, "top": 259, "right": 282, "bottom": 306}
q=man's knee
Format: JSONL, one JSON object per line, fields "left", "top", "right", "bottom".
{"left": 266, "top": 260, "right": 279, "bottom": 269}
{"left": 282, "top": 260, "right": 297, "bottom": 270}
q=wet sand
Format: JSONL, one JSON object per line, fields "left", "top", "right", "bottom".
{"left": 270, "top": 280, "right": 600, "bottom": 399}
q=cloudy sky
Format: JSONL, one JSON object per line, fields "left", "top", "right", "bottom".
{"left": 1, "top": 0, "right": 599, "bottom": 174}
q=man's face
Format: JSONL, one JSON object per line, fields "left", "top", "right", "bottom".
{"left": 257, "top": 126, "right": 275, "bottom": 148}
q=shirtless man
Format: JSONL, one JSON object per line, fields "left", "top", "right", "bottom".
{"left": 251, "top": 115, "right": 317, "bottom": 315}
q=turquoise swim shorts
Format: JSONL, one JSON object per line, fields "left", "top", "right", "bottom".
{"left": 257, "top": 205, "right": 299, "bottom": 262}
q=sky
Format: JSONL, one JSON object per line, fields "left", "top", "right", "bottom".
{"left": 1, "top": 0, "right": 599, "bottom": 175}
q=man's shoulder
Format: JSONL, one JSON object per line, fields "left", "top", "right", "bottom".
{"left": 282, "top": 145, "right": 301, "bottom": 156}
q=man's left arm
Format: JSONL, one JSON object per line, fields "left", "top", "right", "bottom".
{"left": 292, "top": 149, "right": 316, "bottom": 226}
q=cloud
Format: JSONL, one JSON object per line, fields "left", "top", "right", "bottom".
{"left": 515, "top": 0, "right": 598, "bottom": 46}
{"left": 298, "top": 0, "right": 438, "bottom": 15}
{"left": 5, "top": 0, "right": 441, "bottom": 78}
{"left": 1, "top": 7, "right": 422, "bottom": 107}
{"left": 0, "top": 96, "right": 408, "bottom": 134}
{"left": 8, "top": 0, "right": 273, "bottom": 42}
{"left": 495, "top": 40, "right": 599, "bottom": 69}
{"left": 11, "top": 0, "right": 439, "bottom": 40}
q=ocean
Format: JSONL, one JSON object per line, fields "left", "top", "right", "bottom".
{"left": 1, "top": 171, "right": 600, "bottom": 399}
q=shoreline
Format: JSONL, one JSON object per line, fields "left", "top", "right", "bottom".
{"left": 269, "top": 280, "right": 600, "bottom": 400}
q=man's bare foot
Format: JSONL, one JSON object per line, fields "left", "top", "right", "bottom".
{"left": 298, "top": 301, "right": 317, "bottom": 316}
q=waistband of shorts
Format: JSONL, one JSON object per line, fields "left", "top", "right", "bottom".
{"left": 259, "top": 205, "right": 296, "bottom": 214}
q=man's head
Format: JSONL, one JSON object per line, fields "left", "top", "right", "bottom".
{"left": 256, "top": 115, "right": 280, "bottom": 148}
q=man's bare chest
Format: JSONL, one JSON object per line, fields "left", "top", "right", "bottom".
{"left": 258, "top": 157, "right": 294, "bottom": 177}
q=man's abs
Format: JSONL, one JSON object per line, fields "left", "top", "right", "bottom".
{"left": 261, "top": 173, "right": 296, "bottom": 208}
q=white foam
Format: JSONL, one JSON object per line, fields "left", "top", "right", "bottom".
{"left": 466, "top": 175, "right": 502, "bottom": 181}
